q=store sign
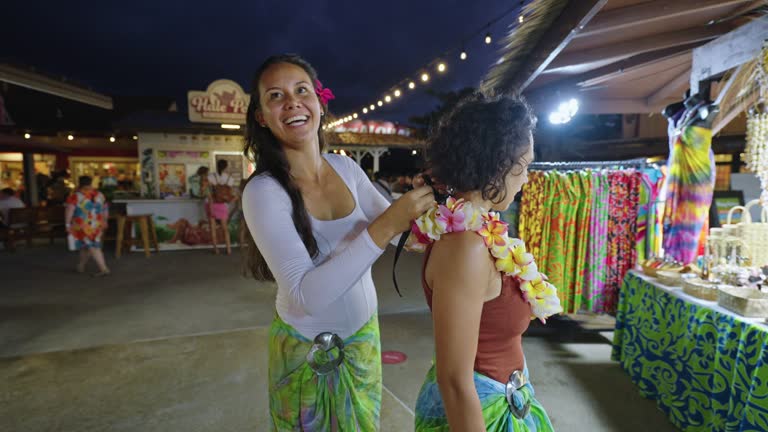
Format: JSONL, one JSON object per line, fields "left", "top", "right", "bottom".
{"left": 333, "top": 120, "right": 413, "bottom": 136}
{"left": 188, "top": 79, "right": 250, "bottom": 124}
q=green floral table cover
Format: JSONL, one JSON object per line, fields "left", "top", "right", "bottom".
{"left": 613, "top": 272, "right": 768, "bottom": 431}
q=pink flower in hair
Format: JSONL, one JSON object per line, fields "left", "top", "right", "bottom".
{"left": 315, "top": 79, "right": 335, "bottom": 105}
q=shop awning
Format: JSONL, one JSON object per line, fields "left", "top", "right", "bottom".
{"left": 483, "top": 0, "right": 767, "bottom": 115}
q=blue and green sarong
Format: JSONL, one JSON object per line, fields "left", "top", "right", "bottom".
{"left": 268, "top": 313, "right": 381, "bottom": 431}
{"left": 415, "top": 364, "right": 554, "bottom": 431}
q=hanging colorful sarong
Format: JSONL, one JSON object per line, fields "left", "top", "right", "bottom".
{"left": 268, "top": 313, "right": 381, "bottom": 431}
{"left": 414, "top": 363, "right": 553, "bottom": 431}
{"left": 585, "top": 171, "right": 610, "bottom": 312}
{"left": 662, "top": 125, "right": 715, "bottom": 264}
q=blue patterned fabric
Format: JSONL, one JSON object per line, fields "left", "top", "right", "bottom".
{"left": 613, "top": 272, "right": 768, "bottom": 431}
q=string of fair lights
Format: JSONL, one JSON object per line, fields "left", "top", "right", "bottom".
{"left": 16, "top": 2, "right": 538, "bottom": 144}
{"left": 323, "top": 1, "right": 530, "bottom": 130}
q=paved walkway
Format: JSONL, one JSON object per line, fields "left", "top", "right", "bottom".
{"left": 0, "top": 244, "right": 677, "bottom": 431}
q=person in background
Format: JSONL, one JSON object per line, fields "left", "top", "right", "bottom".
{"left": 48, "top": 171, "right": 72, "bottom": 205}
{"left": 372, "top": 171, "right": 394, "bottom": 203}
{"left": 65, "top": 176, "right": 110, "bottom": 276}
{"left": 188, "top": 166, "right": 210, "bottom": 198}
{"left": 0, "top": 188, "right": 25, "bottom": 227}
{"left": 208, "top": 159, "right": 236, "bottom": 255}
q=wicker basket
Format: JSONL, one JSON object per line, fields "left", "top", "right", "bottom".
{"left": 682, "top": 278, "right": 719, "bottom": 301}
{"left": 657, "top": 270, "right": 683, "bottom": 286}
{"left": 739, "top": 200, "right": 768, "bottom": 267}
{"left": 718, "top": 286, "right": 768, "bottom": 317}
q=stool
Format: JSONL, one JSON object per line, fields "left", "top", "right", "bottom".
{"left": 116, "top": 214, "right": 159, "bottom": 258}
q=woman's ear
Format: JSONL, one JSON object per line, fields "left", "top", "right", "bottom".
{"left": 255, "top": 110, "right": 266, "bottom": 127}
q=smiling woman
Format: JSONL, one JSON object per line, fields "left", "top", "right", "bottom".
{"left": 240, "top": 54, "right": 435, "bottom": 431}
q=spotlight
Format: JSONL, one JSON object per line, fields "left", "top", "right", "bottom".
{"left": 548, "top": 98, "right": 580, "bottom": 125}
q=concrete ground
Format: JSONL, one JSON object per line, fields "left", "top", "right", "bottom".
{"left": 0, "top": 243, "right": 678, "bottom": 431}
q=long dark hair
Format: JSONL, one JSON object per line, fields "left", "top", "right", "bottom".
{"left": 242, "top": 54, "right": 328, "bottom": 280}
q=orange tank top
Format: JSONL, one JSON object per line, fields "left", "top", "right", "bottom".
{"left": 422, "top": 244, "right": 531, "bottom": 383}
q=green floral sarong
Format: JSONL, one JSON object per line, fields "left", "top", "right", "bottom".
{"left": 268, "top": 313, "right": 381, "bottom": 431}
{"left": 415, "top": 363, "right": 553, "bottom": 431}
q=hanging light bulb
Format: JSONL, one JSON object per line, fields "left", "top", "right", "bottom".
{"left": 353, "top": 113, "right": 358, "bottom": 119}
{"left": 460, "top": 51, "right": 467, "bottom": 60}
{"left": 363, "top": 108, "right": 368, "bottom": 114}
{"left": 408, "top": 82, "right": 416, "bottom": 89}
{"left": 394, "top": 89, "right": 401, "bottom": 97}
{"left": 24, "top": 133, "right": 31, "bottom": 139}
{"left": 385, "top": 95, "right": 392, "bottom": 103}
{"left": 67, "top": 134, "right": 74, "bottom": 141}
{"left": 519, "top": 15, "right": 524, "bottom": 23}
{"left": 485, "top": 33, "right": 492, "bottom": 44}
{"left": 369, "top": 104, "right": 375, "bottom": 110}
{"left": 109, "top": 136, "right": 116, "bottom": 142}
{"left": 437, "top": 63, "right": 446, "bottom": 73}
{"left": 420, "top": 73, "right": 429, "bottom": 82}
{"left": 377, "top": 100, "right": 383, "bottom": 106}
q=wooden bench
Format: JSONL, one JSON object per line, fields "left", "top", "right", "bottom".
{"left": 1, "top": 206, "right": 68, "bottom": 252}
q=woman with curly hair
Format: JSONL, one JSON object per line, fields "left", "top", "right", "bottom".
{"left": 410, "top": 93, "right": 559, "bottom": 431}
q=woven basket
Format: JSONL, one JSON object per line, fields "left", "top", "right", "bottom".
{"left": 739, "top": 200, "right": 768, "bottom": 267}
{"left": 682, "top": 278, "right": 719, "bottom": 301}
{"left": 718, "top": 285, "right": 768, "bottom": 317}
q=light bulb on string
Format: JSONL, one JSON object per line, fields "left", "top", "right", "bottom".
{"left": 363, "top": 108, "right": 368, "bottom": 114}
{"left": 24, "top": 133, "right": 31, "bottom": 139}
{"left": 377, "top": 100, "right": 383, "bottom": 107}
{"left": 394, "top": 89, "right": 401, "bottom": 97}
{"left": 370, "top": 104, "right": 375, "bottom": 110}
{"left": 408, "top": 82, "right": 416, "bottom": 90}
{"left": 460, "top": 51, "right": 467, "bottom": 60}
{"left": 67, "top": 134, "right": 74, "bottom": 141}
{"left": 109, "top": 136, "right": 116, "bottom": 142}
{"left": 421, "top": 73, "right": 429, "bottom": 82}
{"left": 353, "top": 113, "right": 358, "bottom": 119}
{"left": 385, "top": 95, "right": 392, "bottom": 103}
{"left": 485, "top": 32, "right": 492, "bottom": 44}
{"left": 437, "top": 63, "right": 446, "bottom": 73}
{"left": 518, "top": 15, "right": 524, "bottom": 23}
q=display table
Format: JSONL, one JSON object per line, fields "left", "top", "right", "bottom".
{"left": 113, "top": 199, "right": 238, "bottom": 251}
{"left": 613, "top": 271, "right": 768, "bottom": 431}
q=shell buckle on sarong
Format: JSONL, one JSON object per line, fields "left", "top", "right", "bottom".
{"left": 306, "top": 332, "right": 345, "bottom": 375}
{"left": 505, "top": 370, "right": 531, "bottom": 419}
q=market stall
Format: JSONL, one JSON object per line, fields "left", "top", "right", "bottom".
{"left": 115, "top": 79, "right": 252, "bottom": 251}
{"left": 482, "top": 1, "right": 768, "bottom": 430}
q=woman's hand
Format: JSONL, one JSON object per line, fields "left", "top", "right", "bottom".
{"left": 367, "top": 185, "right": 435, "bottom": 248}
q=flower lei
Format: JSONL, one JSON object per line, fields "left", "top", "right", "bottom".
{"left": 406, "top": 197, "right": 563, "bottom": 322}
{"left": 315, "top": 79, "right": 335, "bottom": 105}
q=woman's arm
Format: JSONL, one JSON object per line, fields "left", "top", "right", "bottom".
{"left": 429, "top": 231, "right": 494, "bottom": 432}
{"left": 65, "top": 204, "right": 75, "bottom": 231}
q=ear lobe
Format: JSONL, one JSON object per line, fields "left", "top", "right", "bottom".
{"left": 255, "top": 110, "right": 266, "bottom": 126}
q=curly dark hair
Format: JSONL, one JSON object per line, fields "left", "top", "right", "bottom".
{"left": 427, "top": 93, "right": 536, "bottom": 204}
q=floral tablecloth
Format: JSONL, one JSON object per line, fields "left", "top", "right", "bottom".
{"left": 613, "top": 271, "right": 768, "bottom": 431}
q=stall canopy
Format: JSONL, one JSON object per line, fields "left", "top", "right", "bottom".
{"left": 483, "top": 0, "right": 767, "bottom": 115}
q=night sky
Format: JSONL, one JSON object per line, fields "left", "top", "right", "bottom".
{"left": 2, "top": 0, "right": 526, "bottom": 124}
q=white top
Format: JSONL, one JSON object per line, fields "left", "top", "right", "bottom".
{"left": 0, "top": 196, "right": 25, "bottom": 224}
{"left": 208, "top": 172, "right": 236, "bottom": 187}
{"left": 242, "top": 154, "right": 390, "bottom": 339}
